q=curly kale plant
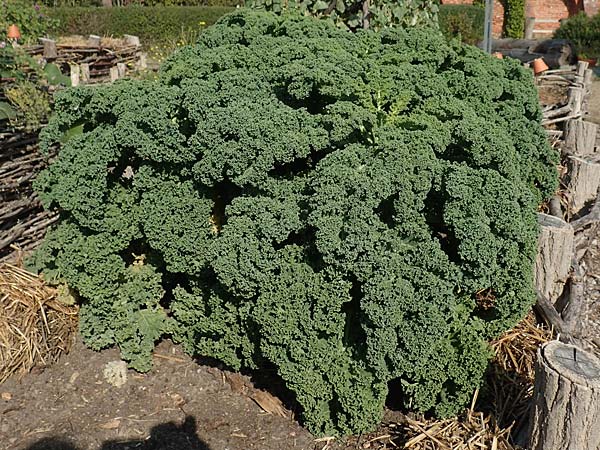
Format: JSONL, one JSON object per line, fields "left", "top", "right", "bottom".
{"left": 31, "top": 11, "right": 557, "bottom": 436}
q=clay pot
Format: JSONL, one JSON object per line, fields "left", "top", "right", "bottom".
{"left": 532, "top": 58, "right": 549, "bottom": 75}
{"left": 7, "top": 24, "right": 21, "bottom": 40}
{"left": 492, "top": 52, "right": 504, "bottom": 59}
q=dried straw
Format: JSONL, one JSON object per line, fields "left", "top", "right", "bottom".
{"left": 398, "top": 405, "right": 515, "bottom": 450}
{"left": 0, "top": 263, "right": 78, "bottom": 383}
{"left": 486, "top": 311, "right": 553, "bottom": 431}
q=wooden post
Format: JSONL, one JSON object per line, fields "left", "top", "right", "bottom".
{"left": 39, "top": 38, "right": 57, "bottom": 59}
{"left": 524, "top": 17, "right": 535, "bottom": 39}
{"left": 535, "top": 214, "right": 574, "bottom": 303}
{"left": 529, "top": 340, "right": 600, "bottom": 450}
{"left": 80, "top": 63, "right": 90, "bottom": 84}
{"left": 137, "top": 53, "right": 147, "bottom": 70}
{"left": 88, "top": 35, "right": 101, "bottom": 47}
{"left": 117, "top": 62, "right": 127, "bottom": 78}
{"left": 70, "top": 65, "right": 80, "bottom": 87}
{"left": 109, "top": 66, "right": 119, "bottom": 82}
{"left": 123, "top": 34, "right": 140, "bottom": 47}
{"left": 563, "top": 120, "right": 598, "bottom": 156}
{"left": 566, "top": 154, "right": 600, "bottom": 215}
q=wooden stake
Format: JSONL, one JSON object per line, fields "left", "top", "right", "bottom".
{"left": 70, "top": 65, "right": 80, "bottom": 87}
{"left": 117, "top": 62, "right": 126, "bottom": 79}
{"left": 535, "top": 214, "right": 574, "bottom": 303}
{"left": 39, "top": 38, "right": 57, "bottom": 59}
{"left": 563, "top": 120, "right": 598, "bottom": 157}
{"left": 80, "top": 63, "right": 90, "bottom": 84}
{"left": 566, "top": 154, "right": 600, "bottom": 216}
{"left": 109, "top": 66, "right": 119, "bottom": 82}
{"left": 529, "top": 340, "right": 600, "bottom": 450}
{"left": 123, "top": 34, "right": 140, "bottom": 47}
{"left": 88, "top": 35, "right": 101, "bottom": 47}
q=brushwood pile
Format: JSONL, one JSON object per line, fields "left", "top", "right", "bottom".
{"left": 30, "top": 11, "right": 558, "bottom": 436}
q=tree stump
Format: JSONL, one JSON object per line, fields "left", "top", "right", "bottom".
{"left": 535, "top": 214, "right": 574, "bottom": 303}
{"left": 567, "top": 154, "right": 600, "bottom": 215}
{"left": 563, "top": 120, "right": 598, "bottom": 156}
{"left": 529, "top": 340, "right": 600, "bottom": 450}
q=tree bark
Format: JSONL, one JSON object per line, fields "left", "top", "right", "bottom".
{"left": 566, "top": 154, "right": 600, "bottom": 216}
{"left": 529, "top": 340, "right": 600, "bottom": 450}
{"left": 535, "top": 214, "right": 574, "bottom": 303}
{"left": 563, "top": 120, "right": 598, "bottom": 157}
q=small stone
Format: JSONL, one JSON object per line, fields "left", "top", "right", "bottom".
{"left": 1, "top": 392, "right": 12, "bottom": 401}
{"left": 103, "top": 361, "right": 128, "bottom": 388}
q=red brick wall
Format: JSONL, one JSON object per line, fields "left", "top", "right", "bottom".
{"left": 440, "top": 0, "right": 586, "bottom": 37}
{"left": 527, "top": 0, "right": 583, "bottom": 36}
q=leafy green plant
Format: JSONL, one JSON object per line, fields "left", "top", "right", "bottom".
{"left": 5, "top": 80, "right": 51, "bottom": 129}
{"left": 554, "top": 12, "right": 600, "bottom": 59}
{"left": 0, "top": 45, "right": 68, "bottom": 130}
{"left": 438, "top": 4, "right": 484, "bottom": 45}
{"left": 0, "top": 0, "right": 59, "bottom": 43}
{"left": 503, "top": 0, "right": 524, "bottom": 38}
{"left": 31, "top": 11, "right": 557, "bottom": 436}
{"left": 247, "top": 0, "right": 438, "bottom": 30}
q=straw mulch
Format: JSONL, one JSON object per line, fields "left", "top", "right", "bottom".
{"left": 0, "top": 263, "right": 78, "bottom": 383}
{"left": 486, "top": 311, "right": 553, "bottom": 433}
{"left": 399, "top": 400, "right": 515, "bottom": 450}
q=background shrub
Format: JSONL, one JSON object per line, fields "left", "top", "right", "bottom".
{"left": 554, "top": 12, "right": 600, "bottom": 58}
{"left": 246, "top": 0, "right": 438, "bottom": 31}
{"left": 47, "top": 5, "right": 234, "bottom": 43}
{"left": 32, "top": 11, "right": 557, "bottom": 436}
{"left": 438, "top": 4, "right": 484, "bottom": 45}
{"left": 503, "top": 0, "right": 525, "bottom": 38}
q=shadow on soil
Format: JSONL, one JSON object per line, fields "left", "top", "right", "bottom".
{"left": 26, "top": 416, "right": 211, "bottom": 450}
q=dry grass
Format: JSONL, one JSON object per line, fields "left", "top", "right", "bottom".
{"left": 399, "top": 402, "right": 515, "bottom": 450}
{"left": 485, "top": 312, "right": 553, "bottom": 432}
{"left": 56, "top": 35, "right": 130, "bottom": 48}
{"left": 0, "top": 263, "right": 78, "bottom": 383}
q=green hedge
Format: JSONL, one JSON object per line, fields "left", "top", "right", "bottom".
{"left": 438, "top": 4, "right": 484, "bottom": 45}
{"left": 47, "top": 4, "right": 485, "bottom": 46}
{"left": 554, "top": 12, "right": 600, "bottom": 58}
{"left": 47, "top": 6, "right": 234, "bottom": 43}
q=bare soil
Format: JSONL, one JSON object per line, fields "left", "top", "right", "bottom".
{"left": 0, "top": 338, "right": 333, "bottom": 450}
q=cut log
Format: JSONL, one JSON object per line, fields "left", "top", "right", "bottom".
{"left": 123, "top": 34, "right": 140, "bottom": 47}
{"left": 491, "top": 38, "right": 576, "bottom": 68}
{"left": 117, "top": 62, "right": 127, "bottom": 78}
{"left": 39, "top": 38, "right": 57, "bottom": 59}
{"left": 566, "top": 154, "right": 600, "bottom": 215}
{"left": 529, "top": 340, "right": 600, "bottom": 450}
{"left": 535, "top": 214, "right": 574, "bottom": 303}
{"left": 563, "top": 120, "right": 598, "bottom": 156}
{"left": 80, "top": 63, "right": 90, "bottom": 83}
{"left": 88, "top": 35, "right": 101, "bottom": 47}
{"left": 70, "top": 65, "right": 80, "bottom": 87}
{"left": 109, "top": 66, "right": 119, "bottom": 82}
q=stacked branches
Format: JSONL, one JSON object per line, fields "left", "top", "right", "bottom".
{"left": 30, "top": 11, "right": 557, "bottom": 435}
